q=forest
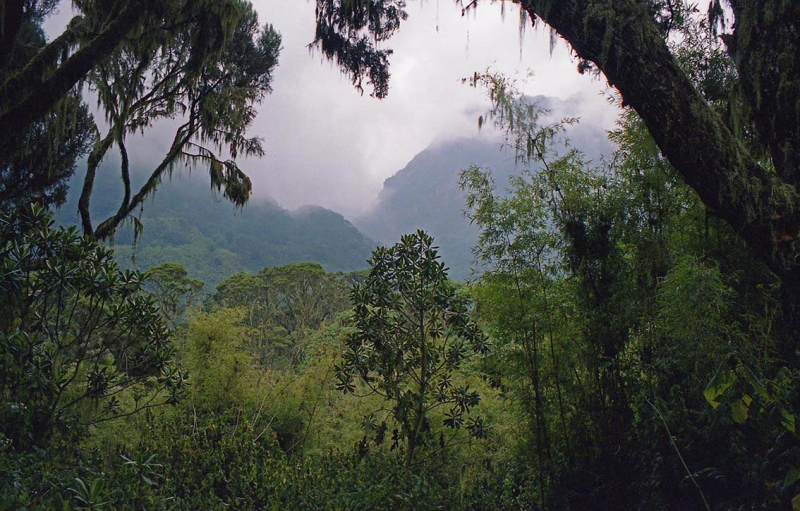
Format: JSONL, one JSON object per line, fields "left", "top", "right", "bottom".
{"left": 2, "top": 0, "right": 800, "bottom": 509}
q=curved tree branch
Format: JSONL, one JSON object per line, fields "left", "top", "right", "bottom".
{"left": 78, "top": 131, "right": 116, "bottom": 236}
{"left": 520, "top": 0, "right": 799, "bottom": 295}
{"left": 93, "top": 121, "right": 196, "bottom": 240}
{"left": 0, "top": 0, "right": 147, "bottom": 138}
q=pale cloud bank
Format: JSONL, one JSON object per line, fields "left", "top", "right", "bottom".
{"left": 45, "top": 0, "right": 620, "bottom": 218}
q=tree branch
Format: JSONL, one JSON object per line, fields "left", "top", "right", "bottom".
{"left": 0, "top": 0, "right": 146, "bottom": 137}
{"left": 78, "top": 131, "right": 115, "bottom": 236}
{"left": 522, "top": 0, "right": 799, "bottom": 293}
{"left": 93, "top": 121, "right": 196, "bottom": 240}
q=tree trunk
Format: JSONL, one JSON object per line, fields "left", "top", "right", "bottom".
{"left": 0, "top": 0, "right": 145, "bottom": 142}
{"left": 523, "top": 0, "right": 800, "bottom": 320}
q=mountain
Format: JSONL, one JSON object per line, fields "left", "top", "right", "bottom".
{"left": 354, "top": 98, "right": 613, "bottom": 280}
{"left": 55, "top": 167, "right": 377, "bottom": 288}
{"left": 354, "top": 137, "right": 514, "bottom": 280}
{"left": 51, "top": 96, "right": 612, "bottom": 285}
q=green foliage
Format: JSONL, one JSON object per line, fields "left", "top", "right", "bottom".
{"left": 655, "top": 256, "right": 734, "bottom": 372}
{"left": 459, "top": 72, "right": 800, "bottom": 508}
{"left": 5, "top": 2, "right": 800, "bottom": 505}
{"left": 337, "top": 231, "right": 489, "bottom": 466}
{"left": 0, "top": 435, "right": 83, "bottom": 508}
{"left": 103, "top": 408, "right": 462, "bottom": 509}
{"left": 704, "top": 360, "right": 797, "bottom": 432}
{"left": 0, "top": 6, "right": 96, "bottom": 211}
{"left": 213, "top": 262, "right": 356, "bottom": 367}
{"left": 0, "top": 205, "right": 184, "bottom": 450}
{"left": 182, "top": 308, "right": 259, "bottom": 411}
{"left": 0, "top": 93, "right": 95, "bottom": 211}
{"left": 75, "top": 303, "right": 496, "bottom": 510}
{"left": 70, "top": 476, "right": 113, "bottom": 510}
{"left": 144, "top": 262, "right": 204, "bottom": 328}
{"left": 79, "top": 1, "right": 282, "bottom": 239}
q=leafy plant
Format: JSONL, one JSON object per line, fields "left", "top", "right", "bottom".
{"left": 336, "top": 231, "right": 490, "bottom": 466}
{"left": 70, "top": 477, "right": 113, "bottom": 510}
{"left": 0, "top": 205, "right": 185, "bottom": 449}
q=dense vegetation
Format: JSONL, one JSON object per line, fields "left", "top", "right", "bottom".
{"left": 56, "top": 167, "right": 377, "bottom": 288}
{"left": 316, "top": 0, "right": 800, "bottom": 321}
{"left": 356, "top": 97, "right": 611, "bottom": 281}
{"left": 2, "top": 0, "right": 800, "bottom": 509}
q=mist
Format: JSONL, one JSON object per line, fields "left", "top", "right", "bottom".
{"left": 44, "top": 0, "right": 619, "bottom": 219}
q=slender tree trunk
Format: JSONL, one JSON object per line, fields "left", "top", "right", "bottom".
{"left": 534, "top": 259, "right": 572, "bottom": 460}
{"left": 78, "top": 133, "right": 115, "bottom": 236}
{"left": 522, "top": 321, "right": 548, "bottom": 510}
{"left": 407, "top": 298, "right": 428, "bottom": 467}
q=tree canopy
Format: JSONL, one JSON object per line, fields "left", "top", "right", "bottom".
{"left": 0, "top": 1, "right": 95, "bottom": 211}
{"left": 0, "top": 206, "right": 185, "bottom": 449}
{"left": 0, "top": 0, "right": 281, "bottom": 239}
{"left": 312, "top": 0, "right": 800, "bottom": 326}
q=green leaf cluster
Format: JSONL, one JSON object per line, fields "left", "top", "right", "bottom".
{"left": 337, "top": 231, "right": 489, "bottom": 466}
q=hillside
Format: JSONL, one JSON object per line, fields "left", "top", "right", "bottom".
{"left": 354, "top": 137, "right": 514, "bottom": 280}
{"left": 354, "top": 99, "right": 613, "bottom": 280}
{"left": 55, "top": 168, "right": 377, "bottom": 288}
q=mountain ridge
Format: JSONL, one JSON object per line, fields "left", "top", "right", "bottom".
{"left": 353, "top": 106, "right": 613, "bottom": 280}
{"left": 55, "top": 167, "right": 377, "bottom": 288}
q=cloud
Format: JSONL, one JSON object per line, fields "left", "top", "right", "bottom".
{"left": 245, "top": 0, "right": 618, "bottom": 217}
{"left": 44, "top": 0, "right": 619, "bottom": 218}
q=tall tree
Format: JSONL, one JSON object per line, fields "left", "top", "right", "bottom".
{"left": 312, "top": 0, "right": 800, "bottom": 325}
{"left": 336, "top": 231, "right": 489, "bottom": 466}
{"left": 214, "top": 263, "right": 354, "bottom": 366}
{"left": 0, "top": 0, "right": 280, "bottom": 237}
{"left": 0, "top": 2, "right": 95, "bottom": 210}
{"left": 78, "top": 2, "right": 281, "bottom": 239}
{"left": 143, "top": 262, "right": 204, "bottom": 329}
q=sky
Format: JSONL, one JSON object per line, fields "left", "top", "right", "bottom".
{"left": 44, "top": 0, "right": 619, "bottom": 218}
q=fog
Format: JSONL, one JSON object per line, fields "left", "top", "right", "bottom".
{"left": 45, "top": 0, "right": 620, "bottom": 218}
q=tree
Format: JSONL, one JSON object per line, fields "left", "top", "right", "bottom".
{"left": 0, "top": 2, "right": 95, "bottom": 210}
{"left": 460, "top": 79, "right": 623, "bottom": 505}
{"left": 517, "top": 1, "right": 800, "bottom": 312}
{"left": 0, "top": 205, "right": 185, "bottom": 449}
{"left": 143, "top": 262, "right": 204, "bottom": 329}
{"left": 78, "top": 2, "right": 281, "bottom": 239}
{"left": 311, "top": 0, "right": 800, "bottom": 327}
{"left": 0, "top": 1, "right": 281, "bottom": 237}
{"left": 336, "top": 231, "right": 489, "bottom": 466}
{"left": 214, "top": 263, "right": 354, "bottom": 367}
{"left": 459, "top": 70, "right": 799, "bottom": 508}
{"left": 259, "top": 263, "right": 350, "bottom": 336}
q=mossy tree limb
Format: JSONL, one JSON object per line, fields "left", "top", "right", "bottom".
{"left": 519, "top": 0, "right": 800, "bottom": 310}
{"left": 0, "top": 0, "right": 146, "bottom": 138}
